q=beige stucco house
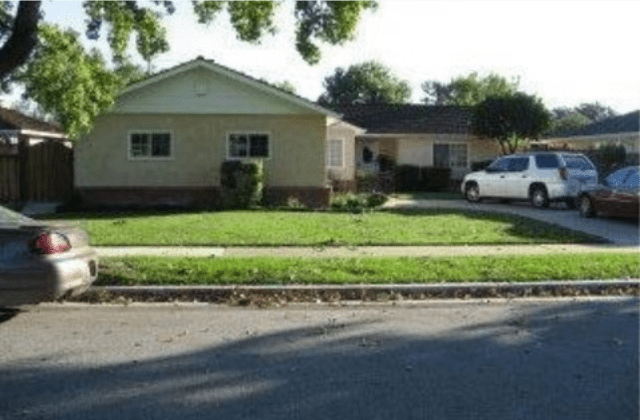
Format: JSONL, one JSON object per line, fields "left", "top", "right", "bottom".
{"left": 75, "top": 57, "right": 362, "bottom": 208}
{"left": 338, "top": 104, "right": 501, "bottom": 182}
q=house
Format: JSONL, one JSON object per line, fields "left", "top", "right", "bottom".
{"left": 75, "top": 56, "right": 363, "bottom": 208}
{"left": 538, "top": 110, "right": 639, "bottom": 158}
{"left": 0, "top": 106, "right": 68, "bottom": 153}
{"left": 0, "top": 107, "right": 72, "bottom": 206}
{"left": 338, "top": 104, "right": 500, "bottom": 182}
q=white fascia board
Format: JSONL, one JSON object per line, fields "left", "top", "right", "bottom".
{"left": 327, "top": 118, "right": 366, "bottom": 134}
{"left": 19, "top": 129, "right": 68, "bottom": 139}
{"left": 120, "top": 59, "right": 341, "bottom": 118}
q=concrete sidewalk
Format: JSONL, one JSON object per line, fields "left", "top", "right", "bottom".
{"left": 94, "top": 243, "right": 640, "bottom": 258}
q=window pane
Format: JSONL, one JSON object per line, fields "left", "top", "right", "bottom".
{"left": 130, "top": 133, "right": 149, "bottom": 157}
{"left": 433, "top": 144, "right": 449, "bottom": 167}
{"left": 535, "top": 154, "right": 559, "bottom": 168}
{"left": 151, "top": 133, "right": 171, "bottom": 157}
{"left": 249, "top": 135, "right": 269, "bottom": 158}
{"left": 449, "top": 144, "right": 467, "bottom": 168}
{"left": 328, "top": 139, "right": 343, "bottom": 167}
{"left": 229, "top": 134, "right": 248, "bottom": 157}
{"left": 488, "top": 157, "right": 509, "bottom": 172}
{"left": 508, "top": 157, "right": 529, "bottom": 172}
{"left": 623, "top": 169, "right": 639, "bottom": 187}
{"left": 563, "top": 155, "right": 595, "bottom": 170}
{"left": 606, "top": 168, "right": 632, "bottom": 187}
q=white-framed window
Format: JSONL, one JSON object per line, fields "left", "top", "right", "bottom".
{"left": 327, "top": 138, "right": 344, "bottom": 168}
{"left": 433, "top": 143, "right": 468, "bottom": 168}
{"left": 128, "top": 131, "right": 172, "bottom": 159}
{"left": 227, "top": 133, "right": 270, "bottom": 159}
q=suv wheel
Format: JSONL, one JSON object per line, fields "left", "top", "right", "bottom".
{"left": 579, "top": 195, "right": 595, "bottom": 218}
{"left": 465, "top": 183, "right": 481, "bottom": 203}
{"left": 530, "top": 186, "right": 549, "bottom": 208}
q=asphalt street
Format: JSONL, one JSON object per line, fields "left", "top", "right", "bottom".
{"left": 0, "top": 297, "right": 637, "bottom": 420}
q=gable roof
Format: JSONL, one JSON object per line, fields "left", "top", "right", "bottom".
{"left": 551, "top": 110, "right": 639, "bottom": 138}
{"left": 0, "top": 106, "right": 64, "bottom": 134}
{"left": 337, "top": 104, "right": 473, "bottom": 135}
{"left": 120, "top": 56, "right": 341, "bottom": 119}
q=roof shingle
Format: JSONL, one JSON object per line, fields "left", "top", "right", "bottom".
{"left": 336, "top": 104, "right": 473, "bottom": 134}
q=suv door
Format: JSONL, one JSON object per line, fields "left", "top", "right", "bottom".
{"left": 502, "top": 156, "right": 531, "bottom": 199}
{"left": 481, "top": 157, "right": 510, "bottom": 197}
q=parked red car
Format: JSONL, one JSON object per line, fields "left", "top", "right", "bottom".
{"left": 578, "top": 166, "right": 639, "bottom": 219}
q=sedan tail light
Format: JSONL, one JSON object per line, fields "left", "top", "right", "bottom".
{"left": 31, "top": 232, "right": 72, "bottom": 254}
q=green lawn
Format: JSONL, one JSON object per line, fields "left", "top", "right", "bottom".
{"left": 97, "top": 253, "right": 639, "bottom": 285}
{"left": 45, "top": 209, "right": 599, "bottom": 246}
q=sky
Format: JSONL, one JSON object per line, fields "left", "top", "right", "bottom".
{"left": 6, "top": 0, "right": 640, "bottom": 114}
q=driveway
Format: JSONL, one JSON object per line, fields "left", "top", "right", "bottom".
{"left": 385, "top": 198, "right": 640, "bottom": 246}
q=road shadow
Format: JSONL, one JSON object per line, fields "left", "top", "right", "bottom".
{"left": 0, "top": 307, "right": 20, "bottom": 323}
{"left": 0, "top": 298, "right": 637, "bottom": 419}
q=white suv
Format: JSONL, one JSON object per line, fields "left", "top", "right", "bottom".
{"left": 461, "top": 152, "right": 598, "bottom": 208}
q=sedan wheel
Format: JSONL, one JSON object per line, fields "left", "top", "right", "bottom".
{"left": 579, "top": 195, "right": 595, "bottom": 218}
{"left": 530, "top": 187, "right": 549, "bottom": 208}
{"left": 465, "top": 184, "right": 481, "bottom": 203}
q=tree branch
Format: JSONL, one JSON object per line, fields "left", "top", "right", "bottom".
{"left": 0, "top": 1, "right": 41, "bottom": 79}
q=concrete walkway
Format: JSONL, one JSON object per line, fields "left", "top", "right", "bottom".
{"left": 95, "top": 243, "right": 639, "bottom": 258}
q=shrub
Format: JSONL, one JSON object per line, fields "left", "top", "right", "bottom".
{"left": 220, "top": 160, "right": 265, "bottom": 209}
{"left": 331, "top": 192, "right": 388, "bottom": 212}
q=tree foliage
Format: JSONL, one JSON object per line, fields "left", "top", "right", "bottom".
{"left": 16, "top": 25, "right": 124, "bottom": 139}
{"left": 0, "top": 1, "right": 377, "bottom": 140}
{"left": 473, "top": 93, "right": 551, "bottom": 154}
{"left": 317, "top": 60, "right": 411, "bottom": 110}
{"left": 422, "top": 72, "right": 519, "bottom": 106}
{"left": 548, "top": 101, "right": 619, "bottom": 136}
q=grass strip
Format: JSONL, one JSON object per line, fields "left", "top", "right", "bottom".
{"left": 45, "top": 209, "right": 599, "bottom": 246}
{"left": 97, "top": 253, "right": 639, "bottom": 286}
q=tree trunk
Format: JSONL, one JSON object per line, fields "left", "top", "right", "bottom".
{"left": 0, "top": 1, "right": 41, "bottom": 79}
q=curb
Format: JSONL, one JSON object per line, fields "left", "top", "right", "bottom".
{"left": 71, "top": 280, "right": 640, "bottom": 304}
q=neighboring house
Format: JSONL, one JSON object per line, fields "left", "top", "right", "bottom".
{"left": 338, "top": 104, "right": 500, "bottom": 181}
{"left": 0, "top": 107, "right": 72, "bottom": 205}
{"left": 0, "top": 106, "right": 68, "bottom": 154}
{"left": 539, "top": 110, "right": 639, "bottom": 157}
{"left": 75, "top": 57, "right": 363, "bottom": 208}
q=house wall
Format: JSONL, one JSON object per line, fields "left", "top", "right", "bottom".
{"left": 114, "top": 66, "right": 314, "bottom": 115}
{"left": 75, "top": 113, "right": 330, "bottom": 207}
{"left": 326, "top": 123, "right": 357, "bottom": 190}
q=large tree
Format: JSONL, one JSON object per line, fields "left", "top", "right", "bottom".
{"left": 422, "top": 71, "right": 520, "bottom": 106}
{"left": 547, "top": 101, "right": 619, "bottom": 136}
{"left": 317, "top": 60, "right": 411, "bottom": 110}
{"left": 473, "top": 93, "right": 551, "bottom": 154}
{"left": 0, "top": 1, "right": 377, "bottom": 138}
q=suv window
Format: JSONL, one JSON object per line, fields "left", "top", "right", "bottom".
{"left": 562, "top": 155, "right": 595, "bottom": 170}
{"left": 535, "top": 154, "right": 560, "bottom": 169}
{"left": 508, "top": 157, "right": 529, "bottom": 172}
{"left": 486, "top": 158, "right": 510, "bottom": 172}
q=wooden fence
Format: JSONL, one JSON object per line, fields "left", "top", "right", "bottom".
{"left": 0, "top": 141, "right": 73, "bottom": 206}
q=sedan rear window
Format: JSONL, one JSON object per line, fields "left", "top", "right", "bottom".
{"left": 535, "top": 154, "right": 559, "bottom": 168}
